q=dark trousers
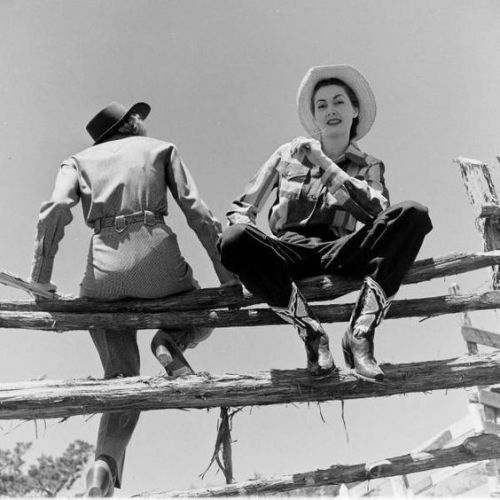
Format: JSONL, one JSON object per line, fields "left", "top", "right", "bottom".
{"left": 89, "top": 322, "right": 212, "bottom": 488}
{"left": 90, "top": 327, "right": 141, "bottom": 489}
{"left": 218, "top": 201, "right": 433, "bottom": 308}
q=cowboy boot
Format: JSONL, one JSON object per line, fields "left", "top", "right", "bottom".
{"left": 273, "top": 282, "right": 336, "bottom": 376}
{"left": 151, "top": 330, "right": 195, "bottom": 377}
{"left": 85, "top": 459, "right": 115, "bottom": 497}
{"left": 342, "top": 277, "right": 392, "bottom": 381}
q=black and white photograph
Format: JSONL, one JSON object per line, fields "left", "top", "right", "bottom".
{"left": 0, "top": 1, "right": 499, "bottom": 497}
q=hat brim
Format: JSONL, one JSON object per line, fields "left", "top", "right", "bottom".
{"left": 94, "top": 102, "right": 151, "bottom": 144}
{"left": 296, "top": 65, "right": 376, "bottom": 141}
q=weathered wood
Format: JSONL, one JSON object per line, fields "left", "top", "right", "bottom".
{"left": 480, "top": 389, "right": 500, "bottom": 410}
{"left": 412, "top": 461, "right": 487, "bottom": 496}
{"left": 0, "top": 271, "right": 55, "bottom": 299}
{"left": 389, "top": 476, "right": 410, "bottom": 498}
{"left": 484, "top": 421, "right": 500, "bottom": 435}
{"left": 2, "top": 290, "right": 500, "bottom": 332}
{"left": 1, "top": 251, "right": 499, "bottom": 313}
{"left": 414, "top": 415, "right": 475, "bottom": 453}
{"left": 154, "top": 434, "right": 500, "bottom": 497}
{"left": 455, "top": 157, "right": 500, "bottom": 219}
{"left": 456, "top": 157, "right": 500, "bottom": 288}
{"left": 479, "top": 205, "right": 500, "bottom": 219}
{"left": 462, "top": 325, "right": 500, "bottom": 350}
{"left": 2, "top": 353, "right": 500, "bottom": 420}
{"left": 484, "top": 405, "right": 498, "bottom": 424}
{"left": 357, "top": 414, "right": 478, "bottom": 498}
{"left": 458, "top": 156, "right": 500, "bottom": 497}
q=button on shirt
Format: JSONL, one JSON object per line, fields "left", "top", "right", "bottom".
{"left": 227, "top": 142, "right": 390, "bottom": 238}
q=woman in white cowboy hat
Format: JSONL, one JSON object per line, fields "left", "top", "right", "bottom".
{"left": 30, "top": 101, "right": 235, "bottom": 496}
{"left": 219, "top": 64, "right": 432, "bottom": 380}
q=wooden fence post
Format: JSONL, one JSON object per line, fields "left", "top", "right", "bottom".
{"left": 455, "top": 157, "right": 500, "bottom": 288}
{"left": 456, "top": 156, "right": 500, "bottom": 495}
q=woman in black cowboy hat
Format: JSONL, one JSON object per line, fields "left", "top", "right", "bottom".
{"left": 30, "top": 101, "right": 234, "bottom": 496}
{"left": 218, "top": 65, "right": 432, "bottom": 381}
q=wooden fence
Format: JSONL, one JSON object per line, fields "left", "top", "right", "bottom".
{"left": 1, "top": 156, "right": 500, "bottom": 496}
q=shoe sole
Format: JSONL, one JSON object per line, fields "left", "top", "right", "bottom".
{"left": 351, "top": 371, "right": 385, "bottom": 383}
{"left": 154, "top": 332, "right": 195, "bottom": 376}
{"left": 342, "top": 337, "right": 385, "bottom": 382}
{"left": 309, "top": 364, "right": 338, "bottom": 378}
{"left": 87, "top": 487, "right": 104, "bottom": 497}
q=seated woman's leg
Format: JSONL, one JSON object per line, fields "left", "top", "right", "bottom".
{"left": 219, "top": 223, "right": 335, "bottom": 376}
{"left": 320, "top": 201, "right": 433, "bottom": 380}
{"left": 151, "top": 326, "right": 213, "bottom": 376}
{"left": 87, "top": 327, "right": 141, "bottom": 495}
{"left": 357, "top": 201, "right": 433, "bottom": 297}
{"left": 218, "top": 223, "right": 296, "bottom": 307}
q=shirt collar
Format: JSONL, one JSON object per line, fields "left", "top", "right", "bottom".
{"left": 343, "top": 142, "right": 367, "bottom": 166}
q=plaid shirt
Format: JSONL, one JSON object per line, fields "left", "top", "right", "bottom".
{"left": 227, "top": 142, "right": 390, "bottom": 238}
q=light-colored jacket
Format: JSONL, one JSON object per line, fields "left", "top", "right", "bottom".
{"left": 31, "top": 134, "right": 232, "bottom": 298}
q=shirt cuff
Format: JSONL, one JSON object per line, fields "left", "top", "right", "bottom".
{"left": 321, "top": 163, "right": 351, "bottom": 194}
{"left": 227, "top": 213, "right": 255, "bottom": 226}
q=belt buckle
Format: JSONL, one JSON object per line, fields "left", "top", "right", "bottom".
{"left": 144, "top": 210, "right": 155, "bottom": 226}
{"left": 115, "top": 215, "right": 127, "bottom": 233}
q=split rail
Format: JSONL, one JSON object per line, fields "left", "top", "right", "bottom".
{"left": 2, "top": 157, "right": 500, "bottom": 496}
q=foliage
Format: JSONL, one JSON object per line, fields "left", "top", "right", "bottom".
{"left": 0, "top": 439, "right": 94, "bottom": 497}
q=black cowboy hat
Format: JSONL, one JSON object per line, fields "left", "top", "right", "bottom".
{"left": 86, "top": 101, "right": 151, "bottom": 144}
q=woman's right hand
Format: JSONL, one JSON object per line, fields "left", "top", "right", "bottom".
{"left": 290, "top": 136, "right": 325, "bottom": 165}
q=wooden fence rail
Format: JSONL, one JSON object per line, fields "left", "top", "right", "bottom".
{"left": 1, "top": 251, "right": 499, "bottom": 314}
{"left": 2, "top": 290, "right": 500, "bottom": 332}
{"left": 2, "top": 352, "right": 500, "bottom": 420}
{"left": 150, "top": 434, "right": 500, "bottom": 497}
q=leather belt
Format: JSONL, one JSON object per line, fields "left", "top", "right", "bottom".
{"left": 93, "top": 210, "right": 164, "bottom": 234}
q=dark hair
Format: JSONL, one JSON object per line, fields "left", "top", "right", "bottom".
{"left": 117, "top": 113, "right": 147, "bottom": 136}
{"left": 311, "top": 78, "right": 359, "bottom": 139}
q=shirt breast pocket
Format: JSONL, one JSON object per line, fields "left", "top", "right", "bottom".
{"left": 277, "top": 162, "right": 310, "bottom": 200}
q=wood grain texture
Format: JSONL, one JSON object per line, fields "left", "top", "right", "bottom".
{"left": 157, "top": 434, "right": 500, "bottom": 497}
{"left": 2, "top": 290, "right": 500, "bottom": 332}
{"left": 1, "top": 251, "right": 499, "bottom": 314}
{"left": 2, "top": 353, "right": 500, "bottom": 420}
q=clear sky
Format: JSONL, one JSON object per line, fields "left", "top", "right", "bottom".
{"left": 0, "top": 0, "right": 500, "bottom": 496}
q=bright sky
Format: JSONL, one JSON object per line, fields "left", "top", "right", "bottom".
{"left": 0, "top": 0, "right": 500, "bottom": 496}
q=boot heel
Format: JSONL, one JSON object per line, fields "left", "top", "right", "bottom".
{"left": 151, "top": 330, "right": 195, "bottom": 377}
{"left": 85, "top": 460, "right": 114, "bottom": 497}
{"left": 154, "top": 345, "right": 174, "bottom": 368}
{"left": 342, "top": 336, "right": 355, "bottom": 369}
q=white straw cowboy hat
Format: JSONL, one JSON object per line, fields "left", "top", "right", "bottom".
{"left": 297, "top": 64, "right": 376, "bottom": 141}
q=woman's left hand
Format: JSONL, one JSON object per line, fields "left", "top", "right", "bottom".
{"left": 290, "top": 137, "right": 327, "bottom": 166}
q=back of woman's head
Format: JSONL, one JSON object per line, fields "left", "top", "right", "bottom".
{"left": 117, "top": 113, "right": 147, "bottom": 137}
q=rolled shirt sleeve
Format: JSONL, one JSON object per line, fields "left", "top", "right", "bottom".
{"left": 165, "top": 146, "right": 234, "bottom": 284}
{"left": 226, "top": 147, "right": 281, "bottom": 226}
{"left": 321, "top": 160, "right": 390, "bottom": 224}
{"left": 30, "top": 162, "right": 80, "bottom": 283}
